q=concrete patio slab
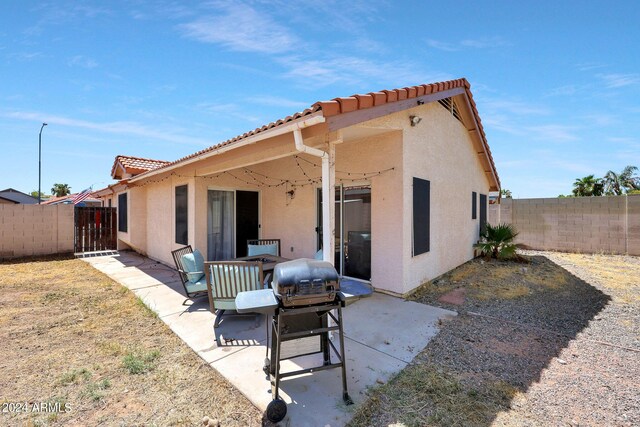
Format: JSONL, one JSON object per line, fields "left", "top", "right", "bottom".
{"left": 83, "top": 251, "right": 456, "bottom": 427}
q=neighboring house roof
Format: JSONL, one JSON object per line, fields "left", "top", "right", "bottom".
{"left": 0, "top": 188, "right": 39, "bottom": 204}
{"left": 42, "top": 193, "right": 101, "bottom": 205}
{"left": 110, "top": 155, "right": 170, "bottom": 179}
{"left": 120, "top": 78, "right": 500, "bottom": 190}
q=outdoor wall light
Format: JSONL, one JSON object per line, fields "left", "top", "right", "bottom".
{"left": 410, "top": 115, "right": 422, "bottom": 126}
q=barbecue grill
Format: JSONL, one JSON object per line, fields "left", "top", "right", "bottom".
{"left": 235, "top": 258, "right": 373, "bottom": 423}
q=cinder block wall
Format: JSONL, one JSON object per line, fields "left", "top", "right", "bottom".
{"left": 0, "top": 204, "right": 74, "bottom": 259}
{"left": 489, "top": 195, "right": 639, "bottom": 255}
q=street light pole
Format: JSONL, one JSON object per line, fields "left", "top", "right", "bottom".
{"left": 38, "top": 123, "right": 47, "bottom": 204}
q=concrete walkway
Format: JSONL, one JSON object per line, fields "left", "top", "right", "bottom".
{"left": 83, "top": 251, "right": 456, "bottom": 427}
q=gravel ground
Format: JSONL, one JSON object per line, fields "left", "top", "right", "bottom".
{"left": 350, "top": 251, "right": 639, "bottom": 427}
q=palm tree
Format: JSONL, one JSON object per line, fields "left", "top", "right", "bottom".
{"left": 51, "top": 183, "right": 71, "bottom": 197}
{"left": 603, "top": 166, "right": 640, "bottom": 195}
{"left": 572, "top": 175, "right": 603, "bottom": 197}
{"left": 501, "top": 189, "right": 512, "bottom": 198}
{"left": 474, "top": 223, "right": 519, "bottom": 260}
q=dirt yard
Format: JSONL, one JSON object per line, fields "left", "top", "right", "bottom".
{"left": 0, "top": 255, "right": 263, "bottom": 426}
{"left": 349, "top": 251, "right": 640, "bottom": 427}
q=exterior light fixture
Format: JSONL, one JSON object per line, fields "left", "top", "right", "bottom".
{"left": 410, "top": 115, "right": 422, "bottom": 127}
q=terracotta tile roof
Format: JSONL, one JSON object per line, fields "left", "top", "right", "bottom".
{"left": 41, "top": 192, "right": 100, "bottom": 205}
{"left": 131, "top": 78, "right": 499, "bottom": 188}
{"left": 111, "top": 155, "right": 170, "bottom": 178}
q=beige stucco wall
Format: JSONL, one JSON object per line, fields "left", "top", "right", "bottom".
{"left": 490, "top": 195, "right": 640, "bottom": 255}
{"left": 107, "top": 99, "right": 493, "bottom": 295}
{"left": 401, "top": 102, "right": 491, "bottom": 293}
{"left": 0, "top": 204, "right": 74, "bottom": 259}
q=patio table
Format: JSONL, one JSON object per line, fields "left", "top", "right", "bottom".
{"left": 234, "top": 254, "right": 291, "bottom": 273}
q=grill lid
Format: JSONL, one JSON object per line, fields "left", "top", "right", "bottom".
{"left": 272, "top": 258, "right": 339, "bottom": 288}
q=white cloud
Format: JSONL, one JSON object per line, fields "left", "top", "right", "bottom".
{"left": 483, "top": 99, "right": 550, "bottom": 116}
{"left": 249, "top": 95, "right": 309, "bottom": 109}
{"left": 544, "top": 84, "right": 579, "bottom": 97}
{"left": 427, "top": 37, "right": 511, "bottom": 52}
{"left": 194, "top": 102, "right": 262, "bottom": 123}
{"left": 280, "top": 54, "right": 450, "bottom": 89}
{"left": 426, "top": 39, "right": 458, "bottom": 52}
{"left": 526, "top": 124, "right": 580, "bottom": 142}
{"left": 68, "top": 55, "right": 98, "bottom": 69}
{"left": 179, "top": 2, "right": 297, "bottom": 53}
{"left": 598, "top": 73, "right": 640, "bottom": 88}
{"left": 4, "top": 111, "right": 211, "bottom": 146}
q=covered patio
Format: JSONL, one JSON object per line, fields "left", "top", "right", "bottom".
{"left": 84, "top": 250, "right": 455, "bottom": 426}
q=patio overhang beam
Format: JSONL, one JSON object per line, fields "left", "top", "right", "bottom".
{"left": 130, "top": 113, "right": 326, "bottom": 184}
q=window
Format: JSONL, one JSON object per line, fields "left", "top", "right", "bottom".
{"left": 472, "top": 191, "right": 477, "bottom": 219}
{"left": 108, "top": 198, "right": 112, "bottom": 208}
{"left": 479, "top": 194, "right": 487, "bottom": 237}
{"left": 118, "top": 193, "right": 128, "bottom": 232}
{"left": 412, "top": 177, "right": 430, "bottom": 256}
{"left": 175, "top": 185, "right": 188, "bottom": 245}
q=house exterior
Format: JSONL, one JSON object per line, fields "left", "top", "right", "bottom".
{"left": 0, "top": 188, "right": 39, "bottom": 204}
{"left": 95, "top": 78, "right": 500, "bottom": 296}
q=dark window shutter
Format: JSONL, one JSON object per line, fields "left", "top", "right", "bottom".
{"left": 175, "top": 185, "right": 188, "bottom": 245}
{"left": 479, "top": 194, "right": 487, "bottom": 237}
{"left": 118, "top": 193, "right": 128, "bottom": 232}
{"left": 472, "top": 191, "right": 477, "bottom": 220}
{"left": 413, "top": 177, "right": 430, "bottom": 256}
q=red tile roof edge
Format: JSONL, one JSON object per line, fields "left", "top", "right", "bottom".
{"left": 130, "top": 78, "right": 499, "bottom": 188}
{"left": 110, "top": 155, "right": 170, "bottom": 178}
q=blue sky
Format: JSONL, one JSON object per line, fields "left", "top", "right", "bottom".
{"left": 2, "top": 0, "right": 639, "bottom": 198}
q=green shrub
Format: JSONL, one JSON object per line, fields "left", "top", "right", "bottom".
{"left": 474, "top": 223, "right": 519, "bottom": 260}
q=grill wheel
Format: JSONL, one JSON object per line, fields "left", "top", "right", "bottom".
{"left": 266, "top": 398, "right": 287, "bottom": 423}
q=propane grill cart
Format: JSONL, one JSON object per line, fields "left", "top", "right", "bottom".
{"left": 235, "top": 259, "right": 372, "bottom": 423}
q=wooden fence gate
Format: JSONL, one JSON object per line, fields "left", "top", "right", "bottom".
{"left": 74, "top": 207, "right": 117, "bottom": 253}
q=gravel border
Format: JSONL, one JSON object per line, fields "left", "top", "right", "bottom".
{"left": 350, "top": 251, "right": 640, "bottom": 426}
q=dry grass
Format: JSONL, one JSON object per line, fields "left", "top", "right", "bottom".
{"left": 0, "top": 255, "right": 262, "bottom": 426}
{"left": 554, "top": 252, "right": 640, "bottom": 303}
{"left": 349, "top": 364, "right": 520, "bottom": 427}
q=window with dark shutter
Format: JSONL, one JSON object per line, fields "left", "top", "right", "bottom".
{"left": 118, "top": 193, "right": 128, "bottom": 232}
{"left": 479, "top": 193, "right": 487, "bottom": 237}
{"left": 412, "top": 177, "right": 430, "bottom": 256}
{"left": 472, "top": 191, "right": 477, "bottom": 220}
{"left": 175, "top": 185, "right": 188, "bottom": 245}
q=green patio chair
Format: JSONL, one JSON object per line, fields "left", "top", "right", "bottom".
{"left": 171, "top": 245, "right": 209, "bottom": 305}
{"left": 204, "top": 261, "right": 267, "bottom": 328}
{"left": 247, "top": 238, "right": 281, "bottom": 256}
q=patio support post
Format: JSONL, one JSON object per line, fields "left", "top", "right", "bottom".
{"left": 292, "top": 128, "right": 335, "bottom": 265}
{"left": 324, "top": 141, "right": 336, "bottom": 265}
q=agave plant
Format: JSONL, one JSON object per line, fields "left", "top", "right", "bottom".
{"left": 474, "top": 223, "right": 519, "bottom": 260}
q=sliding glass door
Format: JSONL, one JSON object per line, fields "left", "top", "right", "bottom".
{"left": 207, "top": 189, "right": 260, "bottom": 260}
{"left": 207, "top": 190, "right": 234, "bottom": 261}
{"left": 342, "top": 187, "right": 371, "bottom": 280}
{"left": 317, "top": 186, "right": 371, "bottom": 281}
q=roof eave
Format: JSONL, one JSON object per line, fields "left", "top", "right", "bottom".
{"left": 130, "top": 111, "right": 326, "bottom": 183}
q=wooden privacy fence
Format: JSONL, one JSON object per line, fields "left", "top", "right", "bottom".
{"left": 74, "top": 207, "right": 117, "bottom": 253}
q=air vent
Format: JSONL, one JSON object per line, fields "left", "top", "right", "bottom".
{"left": 438, "top": 97, "right": 463, "bottom": 124}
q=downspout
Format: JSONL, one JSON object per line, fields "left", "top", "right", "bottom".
{"left": 292, "top": 128, "right": 333, "bottom": 264}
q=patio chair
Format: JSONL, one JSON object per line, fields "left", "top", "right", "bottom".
{"left": 247, "top": 238, "right": 281, "bottom": 257}
{"left": 171, "top": 245, "right": 209, "bottom": 305}
{"left": 205, "top": 261, "right": 267, "bottom": 328}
